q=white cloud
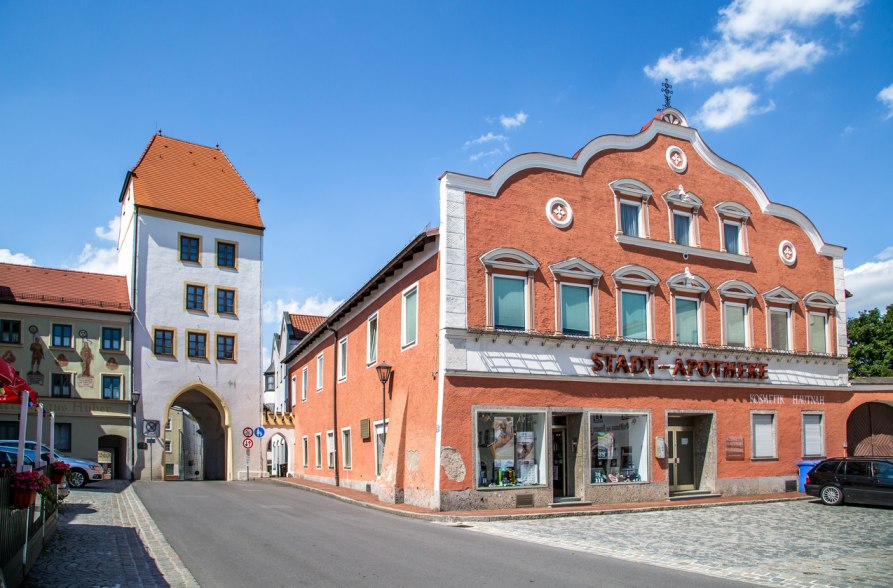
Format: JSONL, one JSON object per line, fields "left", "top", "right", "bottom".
{"left": 875, "top": 246, "right": 893, "bottom": 261}
{"left": 262, "top": 296, "right": 342, "bottom": 324}
{"left": 94, "top": 217, "right": 120, "bottom": 242}
{"left": 718, "top": 0, "right": 863, "bottom": 40}
{"left": 463, "top": 132, "right": 508, "bottom": 149}
{"left": 845, "top": 257, "right": 893, "bottom": 314}
{"left": 499, "top": 112, "right": 528, "bottom": 130}
{"left": 695, "top": 87, "right": 775, "bottom": 130}
{"left": 469, "top": 149, "right": 504, "bottom": 162}
{"left": 0, "top": 249, "right": 35, "bottom": 266}
{"left": 841, "top": 125, "right": 855, "bottom": 136}
{"left": 74, "top": 243, "right": 120, "bottom": 275}
{"left": 878, "top": 83, "right": 893, "bottom": 119}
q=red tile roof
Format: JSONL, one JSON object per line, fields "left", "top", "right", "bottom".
{"left": 0, "top": 263, "right": 130, "bottom": 313}
{"left": 288, "top": 314, "right": 326, "bottom": 339}
{"left": 127, "top": 134, "right": 264, "bottom": 230}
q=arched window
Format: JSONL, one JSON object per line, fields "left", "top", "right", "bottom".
{"left": 666, "top": 269, "right": 710, "bottom": 345}
{"left": 480, "top": 248, "right": 539, "bottom": 331}
{"left": 549, "top": 258, "right": 603, "bottom": 337}
{"left": 612, "top": 265, "right": 660, "bottom": 340}
{"left": 662, "top": 188, "right": 703, "bottom": 248}
{"left": 610, "top": 179, "right": 652, "bottom": 239}
{"left": 717, "top": 280, "right": 757, "bottom": 348}
{"left": 715, "top": 202, "right": 751, "bottom": 256}
{"left": 763, "top": 286, "right": 799, "bottom": 351}
{"left": 804, "top": 291, "right": 837, "bottom": 354}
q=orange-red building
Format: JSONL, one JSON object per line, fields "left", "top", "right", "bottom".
{"left": 284, "top": 108, "right": 893, "bottom": 511}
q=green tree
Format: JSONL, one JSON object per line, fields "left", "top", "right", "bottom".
{"left": 847, "top": 304, "right": 893, "bottom": 377}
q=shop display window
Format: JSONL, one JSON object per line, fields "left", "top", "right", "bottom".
{"left": 476, "top": 411, "right": 545, "bottom": 488}
{"left": 590, "top": 413, "right": 648, "bottom": 483}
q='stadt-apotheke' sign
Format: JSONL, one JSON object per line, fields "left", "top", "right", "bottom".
{"left": 591, "top": 353, "right": 769, "bottom": 380}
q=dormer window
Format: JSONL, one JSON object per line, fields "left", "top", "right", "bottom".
{"left": 612, "top": 265, "right": 659, "bottom": 340}
{"left": 804, "top": 291, "right": 837, "bottom": 354}
{"left": 481, "top": 248, "right": 539, "bottom": 332}
{"left": 663, "top": 187, "right": 702, "bottom": 248}
{"left": 715, "top": 202, "right": 751, "bottom": 256}
{"left": 718, "top": 280, "right": 757, "bottom": 348}
{"left": 667, "top": 269, "right": 710, "bottom": 345}
{"left": 763, "top": 286, "right": 799, "bottom": 351}
{"left": 611, "top": 179, "right": 652, "bottom": 240}
{"left": 549, "top": 258, "right": 603, "bottom": 337}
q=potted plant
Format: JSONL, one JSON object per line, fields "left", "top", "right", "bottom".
{"left": 10, "top": 470, "right": 50, "bottom": 509}
{"left": 48, "top": 461, "right": 70, "bottom": 484}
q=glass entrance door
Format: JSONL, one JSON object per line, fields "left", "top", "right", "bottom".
{"left": 668, "top": 427, "right": 696, "bottom": 491}
{"left": 552, "top": 428, "right": 566, "bottom": 498}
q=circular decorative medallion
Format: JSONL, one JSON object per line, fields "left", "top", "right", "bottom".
{"left": 78, "top": 329, "right": 88, "bottom": 338}
{"left": 28, "top": 325, "right": 38, "bottom": 334}
{"left": 546, "top": 197, "right": 573, "bottom": 229}
{"left": 665, "top": 146, "right": 688, "bottom": 173}
{"left": 779, "top": 240, "right": 797, "bottom": 266}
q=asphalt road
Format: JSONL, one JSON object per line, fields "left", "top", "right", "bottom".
{"left": 134, "top": 480, "right": 754, "bottom": 588}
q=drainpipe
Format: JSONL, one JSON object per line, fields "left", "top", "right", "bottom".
{"left": 326, "top": 326, "right": 340, "bottom": 487}
{"left": 129, "top": 204, "right": 139, "bottom": 481}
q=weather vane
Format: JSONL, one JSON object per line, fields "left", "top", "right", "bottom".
{"left": 659, "top": 78, "right": 673, "bottom": 111}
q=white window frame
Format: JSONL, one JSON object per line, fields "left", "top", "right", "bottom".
{"left": 289, "top": 375, "right": 297, "bottom": 408}
{"left": 341, "top": 427, "right": 352, "bottom": 469}
{"left": 672, "top": 294, "right": 702, "bottom": 345}
{"left": 618, "top": 288, "right": 651, "bottom": 340}
{"left": 618, "top": 200, "right": 643, "bottom": 238}
{"left": 301, "top": 367, "right": 308, "bottom": 402}
{"left": 491, "top": 274, "right": 529, "bottom": 332}
{"left": 314, "top": 433, "right": 322, "bottom": 469}
{"left": 164, "top": 439, "right": 172, "bottom": 453}
{"left": 337, "top": 336, "right": 348, "bottom": 382}
{"left": 165, "top": 418, "right": 172, "bottom": 432}
{"left": 768, "top": 307, "right": 792, "bottom": 351}
{"left": 808, "top": 311, "right": 830, "bottom": 354}
{"left": 558, "top": 282, "right": 592, "bottom": 336}
{"left": 302, "top": 435, "right": 309, "bottom": 468}
{"left": 326, "top": 430, "right": 335, "bottom": 469}
{"left": 366, "top": 312, "right": 378, "bottom": 366}
{"left": 374, "top": 419, "right": 389, "bottom": 477}
{"left": 722, "top": 220, "right": 743, "bottom": 255}
{"left": 401, "top": 283, "right": 419, "bottom": 349}
{"left": 751, "top": 411, "right": 777, "bottom": 460}
{"left": 316, "top": 353, "right": 324, "bottom": 391}
{"left": 671, "top": 210, "right": 693, "bottom": 246}
{"left": 802, "top": 412, "right": 825, "bottom": 458}
{"left": 722, "top": 301, "right": 750, "bottom": 348}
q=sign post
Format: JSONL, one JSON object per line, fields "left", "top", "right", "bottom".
{"left": 254, "top": 427, "right": 265, "bottom": 477}
{"left": 242, "top": 434, "right": 254, "bottom": 480}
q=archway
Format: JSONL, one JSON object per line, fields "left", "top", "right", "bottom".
{"left": 847, "top": 401, "right": 893, "bottom": 457}
{"left": 268, "top": 434, "right": 288, "bottom": 477}
{"left": 98, "top": 434, "right": 128, "bottom": 480}
{"left": 163, "top": 386, "right": 230, "bottom": 480}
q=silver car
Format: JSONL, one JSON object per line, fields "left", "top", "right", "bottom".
{"left": 0, "top": 441, "right": 105, "bottom": 487}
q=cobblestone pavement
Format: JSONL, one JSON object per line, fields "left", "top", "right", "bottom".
{"left": 23, "top": 480, "right": 198, "bottom": 588}
{"left": 467, "top": 500, "right": 893, "bottom": 588}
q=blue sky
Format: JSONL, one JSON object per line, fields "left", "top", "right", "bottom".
{"left": 2, "top": 1, "right": 892, "bottom": 360}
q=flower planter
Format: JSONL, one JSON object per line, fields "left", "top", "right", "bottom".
{"left": 12, "top": 488, "right": 36, "bottom": 509}
{"left": 50, "top": 471, "right": 65, "bottom": 484}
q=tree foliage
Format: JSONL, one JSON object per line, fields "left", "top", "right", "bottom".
{"left": 847, "top": 304, "right": 893, "bottom": 377}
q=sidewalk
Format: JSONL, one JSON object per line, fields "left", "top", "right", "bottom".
{"left": 23, "top": 480, "right": 198, "bottom": 588}
{"left": 267, "top": 476, "right": 810, "bottom": 522}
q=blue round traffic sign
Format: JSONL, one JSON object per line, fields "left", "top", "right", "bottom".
{"left": 254, "top": 426, "right": 265, "bottom": 438}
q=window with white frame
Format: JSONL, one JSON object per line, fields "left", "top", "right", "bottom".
{"left": 663, "top": 188, "right": 702, "bottom": 248}
{"left": 716, "top": 202, "right": 751, "bottom": 256}
{"left": 315, "top": 433, "right": 322, "bottom": 468}
{"left": 769, "top": 308, "right": 790, "bottom": 350}
{"left": 667, "top": 271, "right": 709, "bottom": 345}
{"left": 493, "top": 275, "right": 527, "bottom": 331}
{"left": 288, "top": 375, "right": 295, "bottom": 408}
{"left": 341, "top": 428, "right": 352, "bottom": 469}
{"left": 560, "top": 283, "right": 591, "bottom": 336}
{"left": 718, "top": 280, "right": 758, "bottom": 348}
{"left": 367, "top": 313, "right": 378, "bottom": 365}
{"left": 723, "top": 222, "right": 741, "bottom": 254}
{"left": 804, "top": 291, "right": 837, "bottom": 354}
{"left": 316, "top": 353, "right": 324, "bottom": 390}
{"left": 374, "top": 421, "right": 388, "bottom": 476}
{"left": 165, "top": 439, "right": 172, "bottom": 453}
{"left": 613, "top": 265, "right": 659, "bottom": 341}
{"left": 302, "top": 436, "right": 309, "bottom": 467}
{"left": 751, "top": 412, "right": 777, "bottom": 459}
{"left": 326, "top": 430, "right": 335, "bottom": 469}
{"left": 337, "top": 337, "right": 348, "bottom": 381}
{"left": 402, "top": 285, "right": 418, "bottom": 348}
{"left": 673, "top": 212, "right": 691, "bottom": 246}
{"left": 619, "top": 202, "right": 641, "bottom": 237}
{"left": 610, "top": 179, "right": 652, "bottom": 240}
{"left": 802, "top": 413, "right": 824, "bottom": 458}
{"left": 301, "top": 367, "right": 308, "bottom": 401}
{"left": 481, "top": 248, "right": 539, "bottom": 332}
{"left": 549, "top": 258, "right": 602, "bottom": 337}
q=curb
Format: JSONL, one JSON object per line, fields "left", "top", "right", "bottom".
{"left": 264, "top": 478, "right": 811, "bottom": 523}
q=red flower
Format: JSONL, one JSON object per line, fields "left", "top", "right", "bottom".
{"left": 10, "top": 470, "right": 50, "bottom": 491}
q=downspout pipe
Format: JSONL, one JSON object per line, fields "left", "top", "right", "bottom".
{"left": 326, "top": 326, "right": 339, "bottom": 487}
{"left": 130, "top": 204, "right": 139, "bottom": 481}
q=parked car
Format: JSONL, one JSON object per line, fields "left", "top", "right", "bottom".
{"left": 0, "top": 441, "right": 105, "bottom": 488}
{"left": 805, "top": 457, "right": 893, "bottom": 507}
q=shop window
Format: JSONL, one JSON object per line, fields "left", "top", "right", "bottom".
{"left": 302, "top": 436, "right": 309, "bottom": 468}
{"left": 493, "top": 276, "right": 527, "bottom": 331}
{"left": 560, "top": 284, "right": 591, "bottom": 336}
{"left": 314, "top": 433, "right": 322, "bottom": 469}
{"left": 187, "top": 331, "right": 208, "bottom": 359}
{"left": 751, "top": 412, "right": 777, "bottom": 459}
{"left": 481, "top": 248, "right": 539, "bottom": 332}
{"left": 475, "top": 411, "right": 545, "bottom": 488}
{"left": 102, "top": 375, "right": 122, "bottom": 400}
{"left": 341, "top": 428, "right": 352, "bottom": 469}
{"left": 802, "top": 413, "right": 824, "bottom": 458}
{"left": 216, "top": 334, "right": 236, "bottom": 361}
{"left": 590, "top": 413, "right": 649, "bottom": 483}
{"left": 1, "top": 319, "right": 22, "bottom": 344}
{"left": 54, "top": 423, "right": 71, "bottom": 452}
{"left": 216, "top": 240, "right": 237, "bottom": 269}
{"left": 326, "top": 430, "right": 335, "bottom": 469}
{"left": 185, "top": 284, "right": 207, "bottom": 312}
{"left": 402, "top": 284, "right": 419, "bottom": 348}
{"left": 217, "top": 288, "right": 236, "bottom": 315}
{"left": 153, "top": 328, "right": 175, "bottom": 356}
{"left": 375, "top": 421, "right": 388, "bottom": 476}
{"left": 337, "top": 337, "right": 348, "bottom": 381}
{"left": 179, "top": 235, "right": 201, "bottom": 263}
{"left": 316, "top": 354, "right": 324, "bottom": 391}
{"left": 610, "top": 179, "right": 652, "bottom": 240}
{"left": 301, "top": 367, "right": 308, "bottom": 401}
{"left": 367, "top": 313, "right": 378, "bottom": 365}
{"left": 52, "top": 324, "right": 72, "bottom": 348}
{"left": 101, "top": 327, "right": 122, "bottom": 351}
{"left": 808, "top": 313, "right": 828, "bottom": 354}
{"left": 715, "top": 202, "right": 751, "bottom": 256}
{"left": 51, "top": 373, "right": 72, "bottom": 398}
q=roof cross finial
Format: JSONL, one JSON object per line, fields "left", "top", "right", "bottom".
{"left": 659, "top": 78, "right": 673, "bottom": 111}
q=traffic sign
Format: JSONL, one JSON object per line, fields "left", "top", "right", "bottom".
{"left": 146, "top": 437, "right": 156, "bottom": 444}
{"left": 242, "top": 438, "right": 253, "bottom": 449}
{"left": 254, "top": 426, "right": 265, "bottom": 438}
{"left": 242, "top": 427, "right": 253, "bottom": 438}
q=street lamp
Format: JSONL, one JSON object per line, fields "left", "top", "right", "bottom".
{"left": 131, "top": 390, "right": 141, "bottom": 407}
{"left": 376, "top": 362, "right": 392, "bottom": 445}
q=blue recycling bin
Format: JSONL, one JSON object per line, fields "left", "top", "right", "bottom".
{"left": 797, "top": 460, "right": 821, "bottom": 492}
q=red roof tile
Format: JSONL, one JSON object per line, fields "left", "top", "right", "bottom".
{"left": 128, "top": 134, "right": 264, "bottom": 230}
{"left": 0, "top": 263, "right": 130, "bottom": 313}
{"left": 288, "top": 314, "right": 326, "bottom": 339}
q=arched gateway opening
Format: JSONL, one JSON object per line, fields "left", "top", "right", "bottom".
{"left": 267, "top": 434, "right": 288, "bottom": 477}
{"left": 847, "top": 401, "right": 893, "bottom": 457}
{"left": 163, "top": 386, "right": 230, "bottom": 480}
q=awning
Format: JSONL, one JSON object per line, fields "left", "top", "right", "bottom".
{"left": 0, "top": 357, "right": 38, "bottom": 405}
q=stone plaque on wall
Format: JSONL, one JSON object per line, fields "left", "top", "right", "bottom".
{"left": 726, "top": 436, "right": 745, "bottom": 461}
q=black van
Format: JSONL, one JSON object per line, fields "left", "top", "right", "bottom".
{"left": 805, "top": 457, "right": 893, "bottom": 507}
